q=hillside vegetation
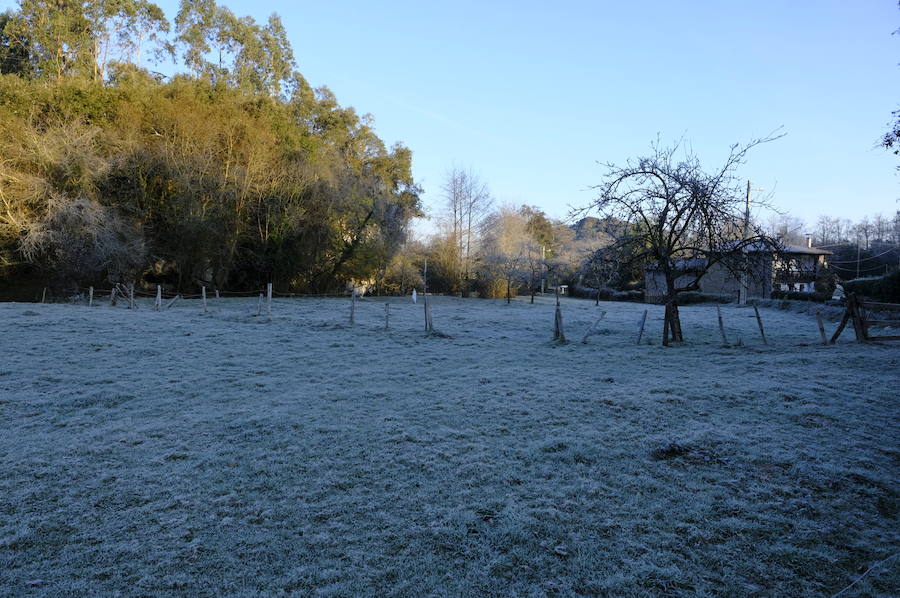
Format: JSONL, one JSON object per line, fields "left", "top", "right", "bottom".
{"left": 0, "top": 1, "right": 421, "bottom": 296}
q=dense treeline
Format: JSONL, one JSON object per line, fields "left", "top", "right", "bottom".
{"left": 0, "top": 0, "right": 421, "bottom": 298}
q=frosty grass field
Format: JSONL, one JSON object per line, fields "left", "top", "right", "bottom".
{"left": 0, "top": 295, "right": 898, "bottom": 597}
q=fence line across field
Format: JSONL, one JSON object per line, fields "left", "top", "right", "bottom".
{"left": 52, "top": 285, "right": 890, "bottom": 347}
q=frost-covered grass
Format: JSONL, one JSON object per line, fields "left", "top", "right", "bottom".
{"left": 1, "top": 296, "right": 898, "bottom": 597}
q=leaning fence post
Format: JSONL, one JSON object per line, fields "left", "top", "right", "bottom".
{"left": 88, "top": 286, "right": 93, "bottom": 307}
{"left": 753, "top": 305, "right": 767, "bottom": 345}
{"left": 266, "top": 283, "right": 273, "bottom": 315}
{"left": 816, "top": 310, "right": 828, "bottom": 345}
{"left": 636, "top": 309, "right": 648, "bottom": 345}
{"left": 716, "top": 305, "right": 728, "bottom": 345}
{"left": 202, "top": 286, "right": 207, "bottom": 313}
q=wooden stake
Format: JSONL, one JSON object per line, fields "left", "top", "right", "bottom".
{"left": 553, "top": 304, "right": 567, "bottom": 343}
{"left": 636, "top": 309, "right": 648, "bottom": 345}
{"left": 671, "top": 303, "right": 683, "bottom": 342}
{"left": 215, "top": 289, "right": 220, "bottom": 299}
{"left": 110, "top": 287, "right": 117, "bottom": 306}
{"left": 155, "top": 285, "right": 162, "bottom": 310}
{"left": 385, "top": 302, "right": 390, "bottom": 331}
{"left": 753, "top": 305, "right": 767, "bottom": 345}
{"left": 88, "top": 286, "right": 93, "bottom": 307}
{"left": 581, "top": 311, "right": 607, "bottom": 343}
{"left": 202, "top": 286, "right": 207, "bottom": 313}
{"left": 41, "top": 287, "right": 46, "bottom": 303}
{"left": 816, "top": 310, "right": 828, "bottom": 345}
{"left": 257, "top": 293, "right": 263, "bottom": 316}
{"left": 266, "top": 283, "right": 272, "bottom": 315}
{"left": 716, "top": 305, "right": 728, "bottom": 345}
{"left": 829, "top": 309, "right": 850, "bottom": 344}
{"left": 848, "top": 294, "right": 867, "bottom": 342}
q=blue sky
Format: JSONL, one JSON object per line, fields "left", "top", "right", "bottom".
{"left": 10, "top": 0, "right": 898, "bottom": 233}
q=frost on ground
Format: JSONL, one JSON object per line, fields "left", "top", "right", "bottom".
{"left": 0, "top": 296, "right": 897, "bottom": 597}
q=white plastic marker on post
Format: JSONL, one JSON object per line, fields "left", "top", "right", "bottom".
{"left": 636, "top": 309, "right": 648, "bottom": 345}
{"left": 155, "top": 285, "right": 162, "bottom": 310}
{"left": 266, "top": 283, "right": 273, "bottom": 315}
{"left": 88, "top": 286, "right": 93, "bottom": 307}
{"left": 202, "top": 286, "right": 207, "bottom": 313}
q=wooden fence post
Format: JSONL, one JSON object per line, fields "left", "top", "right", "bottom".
{"left": 215, "top": 289, "right": 220, "bottom": 299}
{"left": 155, "top": 285, "right": 162, "bottom": 310}
{"left": 110, "top": 287, "right": 117, "bottom": 306}
{"left": 41, "top": 287, "right": 46, "bottom": 303}
{"left": 636, "top": 309, "right": 648, "bottom": 345}
{"left": 257, "top": 293, "right": 263, "bottom": 316}
{"left": 88, "top": 287, "right": 93, "bottom": 307}
{"left": 267, "top": 283, "right": 273, "bottom": 315}
{"left": 553, "top": 303, "right": 567, "bottom": 343}
{"left": 716, "top": 305, "right": 728, "bottom": 345}
{"left": 202, "top": 286, "right": 207, "bottom": 313}
{"left": 425, "top": 297, "right": 434, "bottom": 332}
{"left": 753, "top": 306, "right": 767, "bottom": 345}
{"left": 815, "top": 310, "right": 828, "bottom": 345}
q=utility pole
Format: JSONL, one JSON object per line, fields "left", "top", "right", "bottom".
{"left": 739, "top": 180, "right": 752, "bottom": 305}
{"left": 423, "top": 257, "right": 429, "bottom": 331}
{"left": 540, "top": 245, "right": 546, "bottom": 294}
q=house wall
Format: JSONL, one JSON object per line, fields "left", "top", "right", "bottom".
{"left": 699, "top": 259, "right": 772, "bottom": 298}
{"left": 644, "top": 271, "right": 702, "bottom": 302}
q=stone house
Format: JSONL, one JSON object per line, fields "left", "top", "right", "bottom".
{"left": 644, "top": 240, "right": 832, "bottom": 301}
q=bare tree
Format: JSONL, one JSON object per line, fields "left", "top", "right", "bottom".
{"left": 441, "top": 167, "right": 492, "bottom": 292}
{"left": 584, "top": 136, "right": 780, "bottom": 345}
{"left": 479, "top": 206, "right": 528, "bottom": 303}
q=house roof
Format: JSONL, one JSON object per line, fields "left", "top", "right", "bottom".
{"left": 775, "top": 243, "right": 832, "bottom": 256}
{"left": 724, "top": 240, "right": 833, "bottom": 256}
